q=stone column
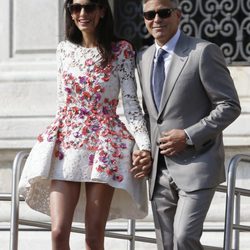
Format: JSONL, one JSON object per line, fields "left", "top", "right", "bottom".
{"left": 0, "top": 0, "right": 11, "bottom": 60}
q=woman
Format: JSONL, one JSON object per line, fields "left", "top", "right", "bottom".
{"left": 19, "top": 0, "right": 151, "bottom": 249}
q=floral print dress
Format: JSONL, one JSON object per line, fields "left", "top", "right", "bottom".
{"left": 19, "top": 40, "right": 151, "bottom": 221}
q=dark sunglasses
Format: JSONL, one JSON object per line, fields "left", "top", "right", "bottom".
{"left": 67, "top": 3, "right": 98, "bottom": 15}
{"left": 143, "top": 8, "right": 176, "bottom": 20}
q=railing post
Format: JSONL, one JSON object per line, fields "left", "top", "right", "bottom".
{"left": 224, "top": 155, "right": 238, "bottom": 250}
{"left": 9, "top": 151, "right": 29, "bottom": 250}
{"left": 223, "top": 154, "right": 250, "bottom": 250}
{"left": 234, "top": 192, "right": 240, "bottom": 250}
{"left": 127, "top": 219, "right": 135, "bottom": 250}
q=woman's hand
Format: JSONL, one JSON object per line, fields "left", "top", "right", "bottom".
{"left": 131, "top": 150, "right": 152, "bottom": 179}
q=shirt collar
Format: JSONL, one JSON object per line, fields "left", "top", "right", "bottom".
{"left": 155, "top": 29, "right": 181, "bottom": 56}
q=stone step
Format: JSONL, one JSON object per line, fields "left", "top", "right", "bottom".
{"left": 203, "top": 246, "right": 223, "bottom": 250}
{"left": 0, "top": 70, "right": 56, "bottom": 82}
{"left": 0, "top": 60, "right": 57, "bottom": 82}
{"left": 0, "top": 60, "right": 56, "bottom": 72}
{"left": 2, "top": 223, "right": 250, "bottom": 250}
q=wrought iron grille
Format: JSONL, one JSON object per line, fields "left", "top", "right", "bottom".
{"left": 113, "top": 0, "right": 250, "bottom": 65}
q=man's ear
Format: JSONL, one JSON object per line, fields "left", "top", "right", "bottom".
{"left": 176, "top": 9, "right": 182, "bottom": 20}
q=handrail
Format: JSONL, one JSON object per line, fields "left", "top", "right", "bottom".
{"left": 8, "top": 151, "right": 156, "bottom": 250}
{"left": 9, "top": 151, "right": 29, "bottom": 250}
{"left": 5, "top": 151, "right": 250, "bottom": 250}
{"left": 224, "top": 154, "right": 250, "bottom": 250}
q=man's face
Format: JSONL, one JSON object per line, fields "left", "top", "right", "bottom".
{"left": 143, "top": 0, "right": 181, "bottom": 46}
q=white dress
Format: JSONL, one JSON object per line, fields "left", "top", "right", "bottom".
{"left": 19, "top": 40, "right": 151, "bottom": 221}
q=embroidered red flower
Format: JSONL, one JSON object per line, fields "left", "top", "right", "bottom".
{"left": 115, "top": 175, "right": 123, "bottom": 182}
{"left": 85, "top": 59, "right": 94, "bottom": 66}
{"left": 82, "top": 91, "right": 91, "bottom": 100}
{"left": 75, "top": 84, "right": 82, "bottom": 93}
{"left": 106, "top": 168, "right": 113, "bottom": 176}
{"left": 37, "top": 134, "right": 43, "bottom": 142}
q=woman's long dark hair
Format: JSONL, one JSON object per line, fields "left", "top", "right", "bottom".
{"left": 64, "top": 0, "right": 118, "bottom": 66}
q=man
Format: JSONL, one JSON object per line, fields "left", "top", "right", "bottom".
{"left": 132, "top": 0, "right": 241, "bottom": 249}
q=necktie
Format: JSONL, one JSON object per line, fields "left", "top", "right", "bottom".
{"left": 153, "top": 48, "right": 167, "bottom": 110}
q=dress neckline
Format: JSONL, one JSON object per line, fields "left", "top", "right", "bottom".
{"left": 66, "top": 40, "right": 98, "bottom": 51}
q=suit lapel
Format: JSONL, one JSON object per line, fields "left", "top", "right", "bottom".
{"left": 141, "top": 45, "right": 158, "bottom": 117}
{"left": 158, "top": 33, "right": 190, "bottom": 115}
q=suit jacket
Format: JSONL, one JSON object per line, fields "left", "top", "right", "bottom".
{"left": 136, "top": 32, "right": 241, "bottom": 199}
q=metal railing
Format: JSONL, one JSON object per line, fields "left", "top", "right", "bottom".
{"left": 0, "top": 152, "right": 249, "bottom": 249}
{"left": 223, "top": 154, "right": 250, "bottom": 250}
{"left": 8, "top": 151, "right": 156, "bottom": 250}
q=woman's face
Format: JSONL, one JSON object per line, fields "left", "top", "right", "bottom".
{"left": 70, "top": 0, "right": 105, "bottom": 34}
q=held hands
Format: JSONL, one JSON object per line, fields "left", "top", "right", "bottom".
{"left": 130, "top": 129, "right": 186, "bottom": 178}
{"left": 158, "top": 129, "right": 186, "bottom": 156}
{"left": 131, "top": 150, "right": 152, "bottom": 179}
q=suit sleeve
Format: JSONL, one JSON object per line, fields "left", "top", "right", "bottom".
{"left": 185, "top": 43, "right": 241, "bottom": 150}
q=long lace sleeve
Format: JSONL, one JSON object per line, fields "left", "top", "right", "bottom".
{"left": 118, "top": 41, "right": 151, "bottom": 151}
{"left": 56, "top": 42, "right": 65, "bottom": 110}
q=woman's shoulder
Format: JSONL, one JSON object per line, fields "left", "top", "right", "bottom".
{"left": 57, "top": 40, "right": 76, "bottom": 50}
{"left": 113, "top": 40, "right": 134, "bottom": 51}
{"left": 57, "top": 40, "right": 66, "bottom": 50}
{"left": 56, "top": 41, "right": 67, "bottom": 57}
{"left": 112, "top": 40, "right": 135, "bottom": 59}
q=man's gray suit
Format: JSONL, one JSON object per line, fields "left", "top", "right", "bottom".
{"left": 136, "top": 32, "right": 241, "bottom": 249}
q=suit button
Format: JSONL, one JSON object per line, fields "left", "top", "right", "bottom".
{"left": 157, "top": 118, "right": 163, "bottom": 124}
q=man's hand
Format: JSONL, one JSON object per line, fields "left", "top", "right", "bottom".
{"left": 131, "top": 150, "right": 152, "bottom": 179}
{"left": 159, "top": 129, "right": 186, "bottom": 156}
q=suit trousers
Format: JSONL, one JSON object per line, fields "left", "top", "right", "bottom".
{"left": 151, "top": 154, "right": 215, "bottom": 250}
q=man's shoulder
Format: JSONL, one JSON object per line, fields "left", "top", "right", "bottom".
{"left": 181, "top": 32, "right": 216, "bottom": 50}
{"left": 137, "top": 44, "right": 155, "bottom": 60}
{"left": 177, "top": 32, "right": 222, "bottom": 58}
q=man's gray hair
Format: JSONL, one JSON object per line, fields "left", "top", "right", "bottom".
{"left": 142, "top": 0, "right": 179, "bottom": 8}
